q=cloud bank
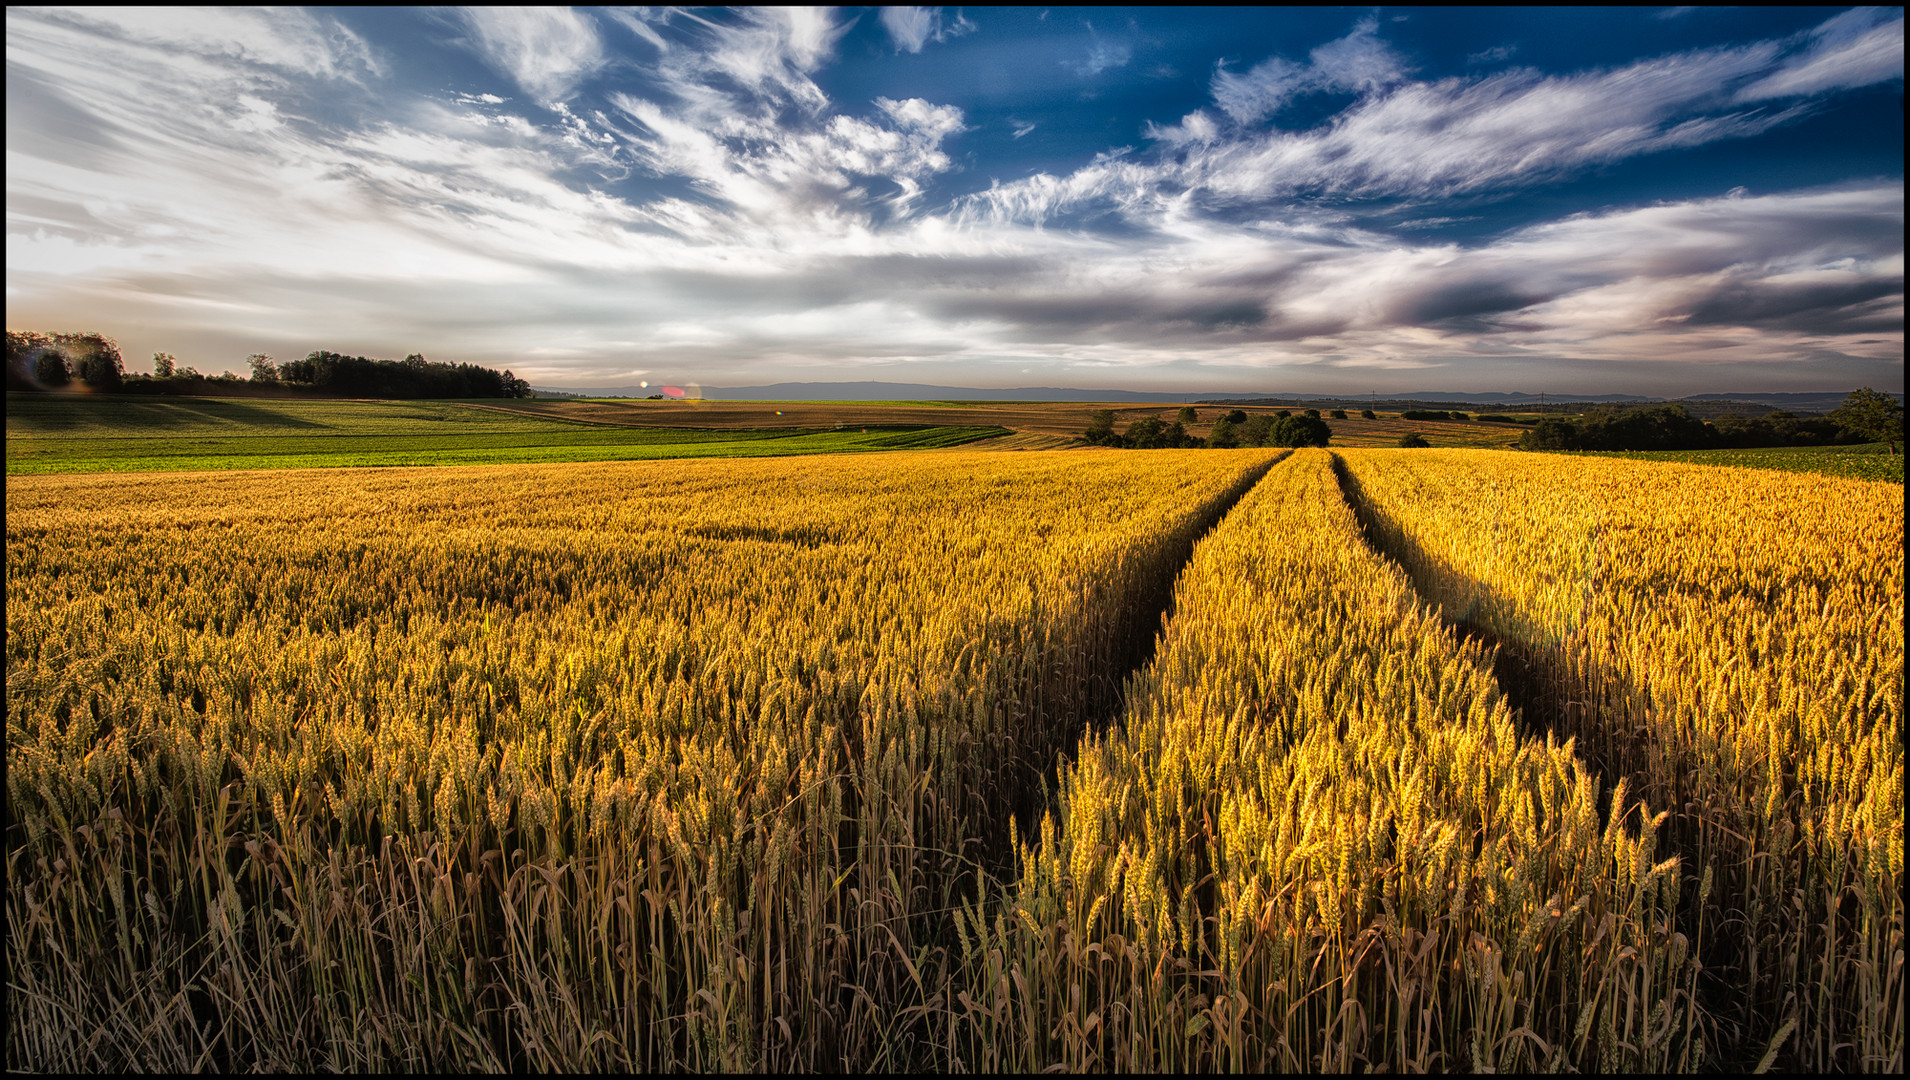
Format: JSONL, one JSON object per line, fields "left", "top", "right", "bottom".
{"left": 5, "top": 7, "right": 1902, "bottom": 393}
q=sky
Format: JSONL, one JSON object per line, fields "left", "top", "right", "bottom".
{"left": 5, "top": 6, "right": 1904, "bottom": 396}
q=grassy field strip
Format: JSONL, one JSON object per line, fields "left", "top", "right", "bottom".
{"left": 1337, "top": 448, "right": 1904, "bottom": 1072}
{"left": 956, "top": 448, "right": 1692, "bottom": 1072}
{"left": 4, "top": 395, "right": 1009, "bottom": 473}
{"left": 4, "top": 396, "right": 581, "bottom": 437}
{"left": 5, "top": 449, "right": 1278, "bottom": 1071}
{"left": 5, "top": 426, "right": 1010, "bottom": 474}
{"left": 1575, "top": 443, "right": 1904, "bottom": 483}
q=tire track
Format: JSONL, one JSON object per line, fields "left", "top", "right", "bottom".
{"left": 1328, "top": 451, "right": 1555, "bottom": 738}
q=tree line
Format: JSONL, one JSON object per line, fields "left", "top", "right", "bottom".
{"left": 1083, "top": 406, "right": 1334, "bottom": 449}
{"left": 1517, "top": 393, "right": 1902, "bottom": 455}
{"left": 6, "top": 332, "right": 532, "bottom": 399}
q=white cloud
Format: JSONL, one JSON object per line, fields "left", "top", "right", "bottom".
{"left": 1065, "top": 39, "right": 1131, "bottom": 78}
{"left": 1737, "top": 8, "right": 1904, "bottom": 101}
{"left": 1213, "top": 17, "right": 1407, "bottom": 124}
{"left": 879, "top": 7, "right": 974, "bottom": 54}
{"left": 880, "top": 7, "right": 939, "bottom": 54}
{"left": 456, "top": 7, "right": 605, "bottom": 104}
{"left": 23, "top": 6, "right": 379, "bottom": 80}
{"left": 3, "top": 8, "right": 1901, "bottom": 393}
{"left": 1306, "top": 16, "right": 1408, "bottom": 93}
{"left": 973, "top": 32, "right": 1828, "bottom": 223}
{"left": 1143, "top": 110, "right": 1218, "bottom": 147}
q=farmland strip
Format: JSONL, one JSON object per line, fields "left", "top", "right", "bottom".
{"left": 4, "top": 450, "right": 1278, "bottom": 1072}
{"left": 1336, "top": 448, "right": 1904, "bottom": 1072}
{"left": 1329, "top": 452, "right": 1556, "bottom": 742}
{"left": 959, "top": 448, "right": 1696, "bottom": 1072}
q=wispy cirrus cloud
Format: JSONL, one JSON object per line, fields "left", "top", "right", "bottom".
{"left": 4, "top": 7, "right": 1901, "bottom": 394}
{"left": 1737, "top": 7, "right": 1904, "bottom": 100}
{"left": 1212, "top": 16, "right": 1408, "bottom": 124}
{"left": 455, "top": 8, "right": 604, "bottom": 104}
{"left": 1064, "top": 30, "right": 1131, "bottom": 78}
{"left": 879, "top": 6, "right": 977, "bottom": 55}
{"left": 968, "top": 14, "right": 1892, "bottom": 227}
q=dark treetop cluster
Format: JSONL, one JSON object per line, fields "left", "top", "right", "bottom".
{"left": 1516, "top": 392, "right": 1902, "bottom": 455}
{"left": 6, "top": 332, "right": 531, "bottom": 400}
{"left": 1083, "top": 407, "right": 1332, "bottom": 450}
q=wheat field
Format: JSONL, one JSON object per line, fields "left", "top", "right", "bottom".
{"left": 6, "top": 447, "right": 1901, "bottom": 1072}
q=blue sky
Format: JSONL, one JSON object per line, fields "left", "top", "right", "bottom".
{"left": 5, "top": 6, "right": 1902, "bottom": 395}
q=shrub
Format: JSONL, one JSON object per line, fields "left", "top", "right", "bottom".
{"left": 1269, "top": 413, "right": 1332, "bottom": 448}
{"left": 1239, "top": 414, "right": 1275, "bottom": 447}
{"left": 1082, "top": 409, "right": 1118, "bottom": 446}
{"left": 1398, "top": 432, "right": 1431, "bottom": 448}
{"left": 33, "top": 348, "right": 71, "bottom": 388}
{"left": 1207, "top": 416, "right": 1240, "bottom": 448}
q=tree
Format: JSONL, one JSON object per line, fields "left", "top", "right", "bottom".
{"left": 1207, "top": 416, "right": 1240, "bottom": 448}
{"left": 1398, "top": 432, "right": 1431, "bottom": 448}
{"left": 152, "top": 352, "right": 176, "bottom": 378}
{"left": 247, "top": 354, "right": 279, "bottom": 382}
{"left": 1330, "top": 408, "right": 1348, "bottom": 419}
{"left": 1123, "top": 417, "right": 1168, "bottom": 448}
{"left": 33, "top": 348, "right": 71, "bottom": 388}
{"left": 1083, "top": 409, "right": 1117, "bottom": 445}
{"left": 7, "top": 331, "right": 52, "bottom": 389}
{"left": 1303, "top": 407, "right": 1322, "bottom": 419}
{"left": 1239, "top": 414, "right": 1275, "bottom": 447}
{"left": 1831, "top": 387, "right": 1904, "bottom": 454}
{"left": 1269, "top": 413, "right": 1332, "bottom": 447}
{"left": 55, "top": 332, "right": 122, "bottom": 391}
{"left": 1177, "top": 405, "right": 1198, "bottom": 424}
{"left": 1224, "top": 409, "right": 1248, "bottom": 424}
{"left": 1518, "top": 418, "right": 1581, "bottom": 450}
{"left": 1360, "top": 409, "right": 1377, "bottom": 420}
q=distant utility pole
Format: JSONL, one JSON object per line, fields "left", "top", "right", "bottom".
{"left": 1538, "top": 390, "right": 1544, "bottom": 415}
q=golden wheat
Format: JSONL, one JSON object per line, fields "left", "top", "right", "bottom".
{"left": 1337, "top": 448, "right": 1903, "bottom": 1072}
{"left": 5, "top": 450, "right": 1275, "bottom": 1071}
{"left": 8, "top": 444, "right": 1896, "bottom": 1072}
{"left": 956, "top": 448, "right": 1699, "bottom": 1072}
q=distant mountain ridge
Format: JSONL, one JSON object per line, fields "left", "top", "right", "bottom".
{"left": 530, "top": 381, "right": 1897, "bottom": 414}
{"left": 533, "top": 381, "right": 1228, "bottom": 402}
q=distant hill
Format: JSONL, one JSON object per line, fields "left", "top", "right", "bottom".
{"left": 1678, "top": 391, "right": 1901, "bottom": 413}
{"left": 527, "top": 381, "right": 1900, "bottom": 412}
{"left": 531, "top": 381, "right": 1227, "bottom": 402}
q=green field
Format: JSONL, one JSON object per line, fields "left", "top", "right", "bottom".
{"left": 1576, "top": 442, "right": 1903, "bottom": 482}
{"left": 3, "top": 395, "right": 1005, "bottom": 474}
